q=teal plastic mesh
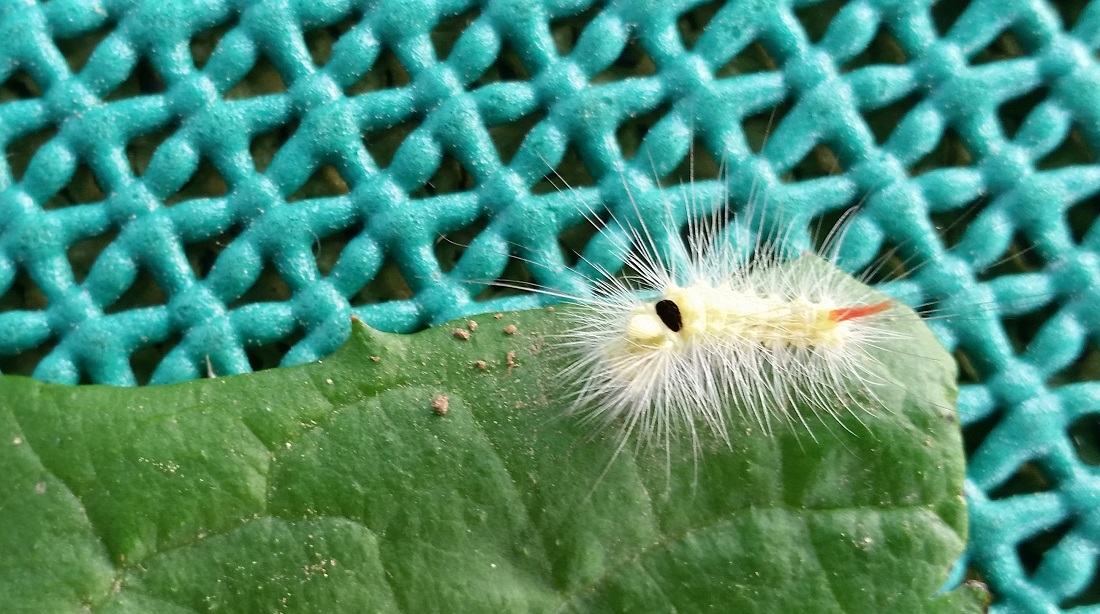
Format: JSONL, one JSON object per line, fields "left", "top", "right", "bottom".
{"left": 2, "top": 0, "right": 1099, "bottom": 610}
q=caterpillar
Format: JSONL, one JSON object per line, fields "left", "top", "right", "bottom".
{"left": 551, "top": 193, "right": 910, "bottom": 457}
{"left": 459, "top": 137, "right": 998, "bottom": 460}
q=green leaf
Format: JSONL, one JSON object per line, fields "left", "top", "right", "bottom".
{"left": 0, "top": 260, "right": 986, "bottom": 613}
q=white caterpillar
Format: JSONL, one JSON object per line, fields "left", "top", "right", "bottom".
{"left": 542, "top": 185, "right": 910, "bottom": 456}
{"left": 456, "top": 139, "right": 965, "bottom": 459}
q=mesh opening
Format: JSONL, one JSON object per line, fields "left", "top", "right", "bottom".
{"left": 164, "top": 157, "right": 229, "bottom": 206}
{"left": 434, "top": 215, "right": 490, "bottom": 275}
{"left": 56, "top": 23, "right": 113, "bottom": 75}
{"left": 102, "top": 267, "right": 168, "bottom": 315}
{"left": 7, "top": 125, "right": 59, "bottom": 183}
{"left": 287, "top": 165, "right": 351, "bottom": 202}
{"left": 225, "top": 55, "right": 289, "bottom": 99}
{"left": 531, "top": 146, "right": 596, "bottom": 195}
{"left": 840, "top": 25, "right": 909, "bottom": 72}
{"left": 345, "top": 48, "right": 412, "bottom": 94}
{"left": 793, "top": 0, "right": 847, "bottom": 44}
{"left": 1037, "top": 125, "right": 1096, "bottom": 170}
{"left": 352, "top": 257, "right": 414, "bottom": 306}
{"left": 591, "top": 36, "right": 657, "bottom": 84}
{"left": 1020, "top": 520, "right": 1075, "bottom": 580}
{"left": 315, "top": 221, "right": 366, "bottom": 278}
{"left": 104, "top": 57, "right": 167, "bottom": 102}
{"left": 1069, "top": 411, "right": 1100, "bottom": 466}
{"left": 1063, "top": 573, "right": 1100, "bottom": 609}
{"left": 45, "top": 164, "right": 106, "bottom": 210}
{"left": 67, "top": 230, "right": 120, "bottom": 285}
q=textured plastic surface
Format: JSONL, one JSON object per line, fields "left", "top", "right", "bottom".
{"left": 1, "top": 0, "right": 1098, "bottom": 611}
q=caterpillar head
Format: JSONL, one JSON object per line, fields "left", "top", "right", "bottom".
{"left": 622, "top": 285, "right": 705, "bottom": 352}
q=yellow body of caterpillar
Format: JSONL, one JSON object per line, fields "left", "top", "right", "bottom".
{"left": 623, "top": 283, "right": 892, "bottom": 354}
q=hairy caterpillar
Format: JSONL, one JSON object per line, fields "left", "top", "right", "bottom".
{"left": 466, "top": 120, "right": 1041, "bottom": 469}
{"left": 559, "top": 224, "right": 898, "bottom": 441}
{"left": 550, "top": 193, "right": 910, "bottom": 457}
{"left": 464, "top": 146, "right": 997, "bottom": 459}
{"left": 455, "top": 164, "right": 939, "bottom": 467}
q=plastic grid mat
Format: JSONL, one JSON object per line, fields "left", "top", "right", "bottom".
{"left": 2, "top": 0, "right": 1099, "bottom": 610}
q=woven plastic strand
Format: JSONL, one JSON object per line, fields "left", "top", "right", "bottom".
{"left": 2, "top": 0, "right": 1100, "bottom": 611}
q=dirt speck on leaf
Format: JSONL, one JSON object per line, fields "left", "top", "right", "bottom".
{"left": 432, "top": 395, "right": 449, "bottom": 415}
